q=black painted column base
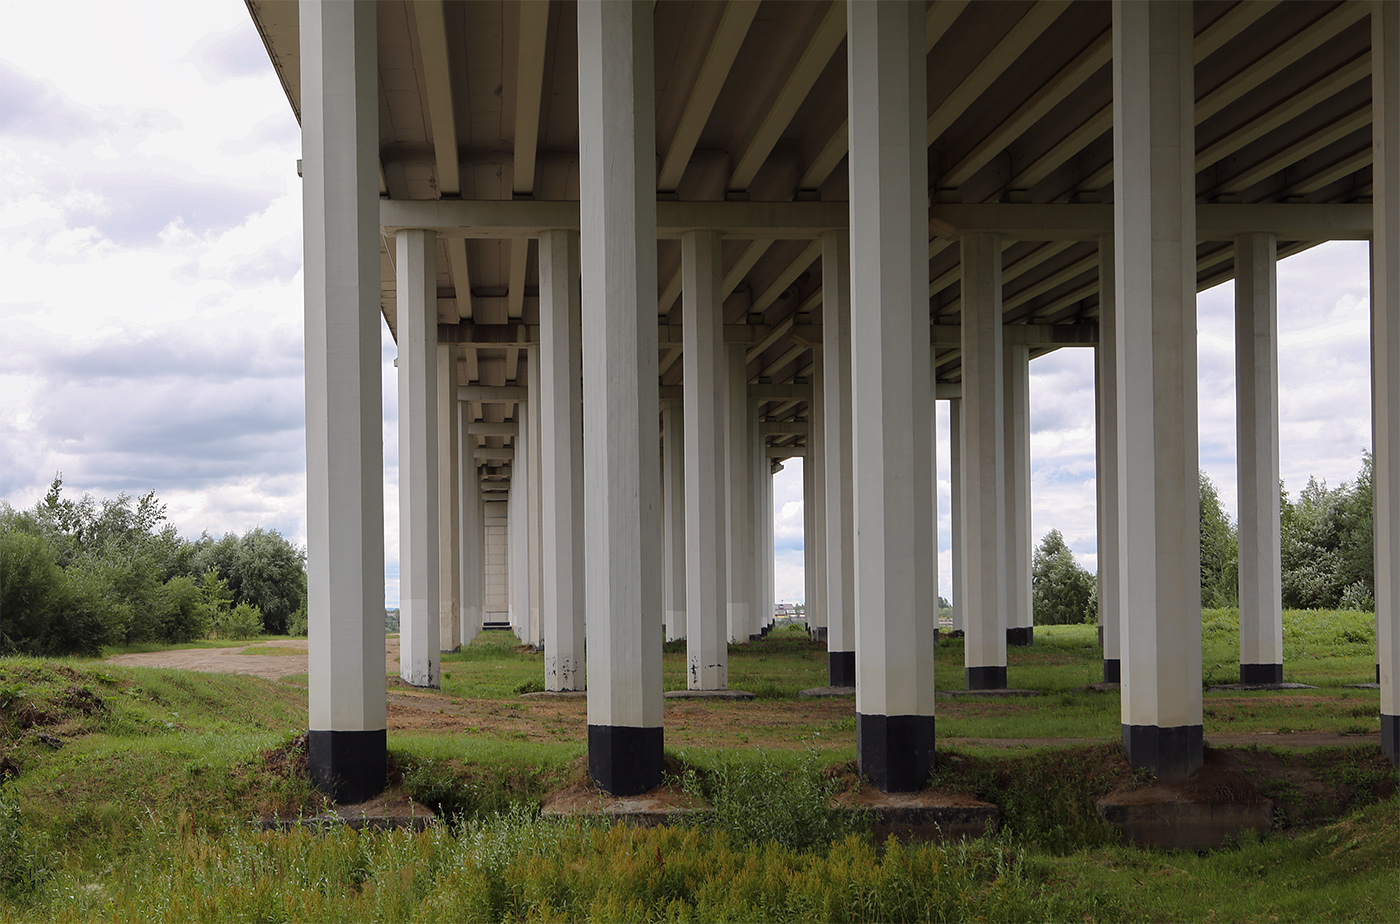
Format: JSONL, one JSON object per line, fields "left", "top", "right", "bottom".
{"left": 1121, "top": 723, "right": 1203, "bottom": 783}
{"left": 1006, "top": 627, "right": 1034, "bottom": 647}
{"left": 1240, "top": 663, "right": 1283, "bottom": 685}
{"left": 1383, "top": 715, "right": 1399, "bottom": 765}
{"left": 1103, "top": 659, "right": 1121, "bottom": 684}
{"left": 829, "top": 650, "right": 856, "bottom": 687}
{"left": 309, "top": 729, "right": 386, "bottom": 804}
{"left": 966, "top": 666, "right": 1007, "bottom": 690}
{"left": 588, "top": 724, "right": 663, "bottom": 796}
{"left": 857, "top": 713, "right": 935, "bottom": 792}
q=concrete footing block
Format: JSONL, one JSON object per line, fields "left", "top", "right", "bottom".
{"left": 799, "top": 685, "right": 856, "bottom": 698}
{"left": 940, "top": 688, "right": 1041, "bottom": 699}
{"left": 1206, "top": 682, "right": 1317, "bottom": 692}
{"left": 1096, "top": 793, "right": 1272, "bottom": 851}
{"left": 663, "top": 689, "right": 756, "bottom": 700}
{"left": 833, "top": 789, "right": 998, "bottom": 842}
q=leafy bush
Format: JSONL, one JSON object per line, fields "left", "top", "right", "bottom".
{"left": 222, "top": 603, "right": 265, "bottom": 640}
{"left": 1031, "top": 530, "right": 1096, "bottom": 626}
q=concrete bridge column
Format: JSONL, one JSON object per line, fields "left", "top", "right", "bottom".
{"left": 506, "top": 421, "right": 528, "bottom": 644}
{"left": 960, "top": 230, "right": 1008, "bottom": 690}
{"left": 681, "top": 229, "right": 728, "bottom": 687}
{"left": 1095, "top": 234, "right": 1121, "bottom": 683}
{"left": 752, "top": 412, "right": 770, "bottom": 636}
{"left": 662, "top": 400, "right": 686, "bottom": 643}
{"left": 1113, "top": 0, "right": 1203, "bottom": 782}
{"left": 539, "top": 228, "right": 585, "bottom": 690}
{"left": 438, "top": 344, "right": 461, "bottom": 652}
{"left": 1003, "top": 343, "right": 1033, "bottom": 646}
{"left": 578, "top": 0, "right": 664, "bottom": 796}
{"left": 526, "top": 344, "right": 544, "bottom": 648}
{"left": 1235, "top": 232, "right": 1284, "bottom": 685}
{"left": 397, "top": 227, "right": 441, "bottom": 689}
{"left": 847, "top": 0, "right": 936, "bottom": 792}
{"left": 726, "top": 341, "right": 756, "bottom": 644}
{"left": 458, "top": 406, "right": 481, "bottom": 647}
{"left": 808, "top": 353, "right": 828, "bottom": 637}
{"left": 1372, "top": 0, "right": 1400, "bottom": 765}
{"left": 821, "top": 229, "right": 855, "bottom": 686}
{"left": 301, "top": 0, "right": 386, "bottom": 803}
{"left": 948, "top": 396, "right": 964, "bottom": 635}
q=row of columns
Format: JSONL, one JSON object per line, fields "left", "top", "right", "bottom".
{"left": 302, "top": 0, "right": 1400, "bottom": 804}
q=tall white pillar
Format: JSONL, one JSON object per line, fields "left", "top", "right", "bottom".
{"left": 847, "top": 0, "right": 936, "bottom": 792}
{"left": 662, "top": 401, "right": 687, "bottom": 643}
{"left": 1235, "top": 232, "right": 1284, "bottom": 684}
{"left": 397, "top": 229, "right": 441, "bottom": 689}
{"left": 539, "top": 229, "right": 585, "bottom": 690}
{"left": 948, "top": 397, "right": 965, "bottom": 635}
{"left": 760, "top": 460, "right": 775, "bottom": 629}
{"left": 682, "top": 230, "right": 729, "bottom": 688}
{"left": 808, "top": 352, "right": 828, "bottom": 636}
{"left": 526, "top": 344, "right": 544, "bottom": 648}
{"left": 438, "top": 344, "right": 461, "bottom": 652}
{"left": 301, "top": 0, "right": 385, "bottom": 803}
{"left": 458, "top": 403, "right": 482, "bottom": 647}
{"left": 1372, "top": 0, "right": 1400, "bottom": 765}
{"left": 802, "top": 455, "right": 816, "bottom": 625}
{"left": 751, "top": 410, "right": 768, "bottom": 637}
{"left": 1003, "top": 343, "right": 1033, "bottom": 646}
{"left": 578, "top": 0, "right": 663, "bottom": 796}
{"left": 1114, "top": 0, "right": 1203, "bottom": 782}
{"left": 725, "top": 342, "right": 756, "bottom": 644}
{"left": 506, "top": 425, "right": 528, "bottom": 642}
{"left": 1095, "top": 234, "right": 1121, "bottom": 682}
{"left": 821, "top": 230, "right": 856, "bottom": 685}
{"left": 961, "top": 231, "right": 1008, "bottom": 690}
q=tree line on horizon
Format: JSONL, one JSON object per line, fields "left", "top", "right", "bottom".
{"left": 0, "top": 478, "right": 307, "bottom": 656}
{"left": 1034, "top": 453, "right": 1376, "bottom": 625}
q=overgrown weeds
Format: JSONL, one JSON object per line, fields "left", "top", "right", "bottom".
{"left": 673, "top": 749, "right": 865, "bottom": 850}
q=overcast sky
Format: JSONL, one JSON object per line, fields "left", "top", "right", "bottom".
{"left": 1, "top": 3, "right": 1373, "bottom": 608}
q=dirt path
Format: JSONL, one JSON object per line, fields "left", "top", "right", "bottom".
{"left": 103, "top": 644, "right": 1378, "bottom": 751}
{"left": 104, "top": 638, "right": 400, "bottom": 681}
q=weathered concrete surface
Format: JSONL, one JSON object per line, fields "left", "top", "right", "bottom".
{"left": 1206, "top": 682, "right": 1317, "bottom": 692}
{"left": 799, "top": 685, "right": 856, "bottom": 698}
{"left": 1097, "top": 793, "right": 1272, "bottom": 851}
{"left": 940, "top": 688, "right": 1042, "bottom": 698}
{"left": 262, "top": 792, "right": 437, "bottom": 831}
{"left": 541, "top": 781, "right": 703, "bottom": 827}
{"left": 834, "top": 787, "right": 997, "bottom": 842}
{"left": 1096, "top": 748, "right": 1274, "bottom": 850}
{"left": 663, "top": 689, "right": 755, "bottom": 701}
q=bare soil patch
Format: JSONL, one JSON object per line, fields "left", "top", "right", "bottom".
{"left": 104, "top": 638, "right": 400, "bottom": 680}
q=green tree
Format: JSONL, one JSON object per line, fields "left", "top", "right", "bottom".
{"left": 1199, "top": 471, "right": 1239, "bottom": 608}
{"left": 1031, "top": 529, "right": 1096, "bottom": 626}
{"left": 1280, "top": 453, "right": 1374, "bottom": 611}
{"left": 199, "top": 569, "right": 234, "bottom": 638}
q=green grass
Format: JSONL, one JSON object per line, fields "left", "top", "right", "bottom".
{"left": 1, "top": 610, "right": 1394, "bottom": 922}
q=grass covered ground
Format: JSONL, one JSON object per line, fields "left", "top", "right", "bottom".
{"left": 1, "top": 609, "right": 1395, "bottom": 922}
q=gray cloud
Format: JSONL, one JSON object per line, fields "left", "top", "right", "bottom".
{"left": 190, "top": 27, "right": 278, "bottom": 81}
{"left": 0, "top": 63, "right": 101, "bottom": 141}
{"left": 65, "top": 174, "right": 272, "bottom": 245}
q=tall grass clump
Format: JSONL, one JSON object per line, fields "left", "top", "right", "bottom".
{"left": 0, "top": 787, "right": 48, "bottom": 905}
{"left": 931, "top": 744, "right": 1134, "bottom": 853}
{"left": 677, "top": 749, "right": 864, "bottom": 850}
{"left": 25, "top": 806, "right": 1096, "bottom": 923}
